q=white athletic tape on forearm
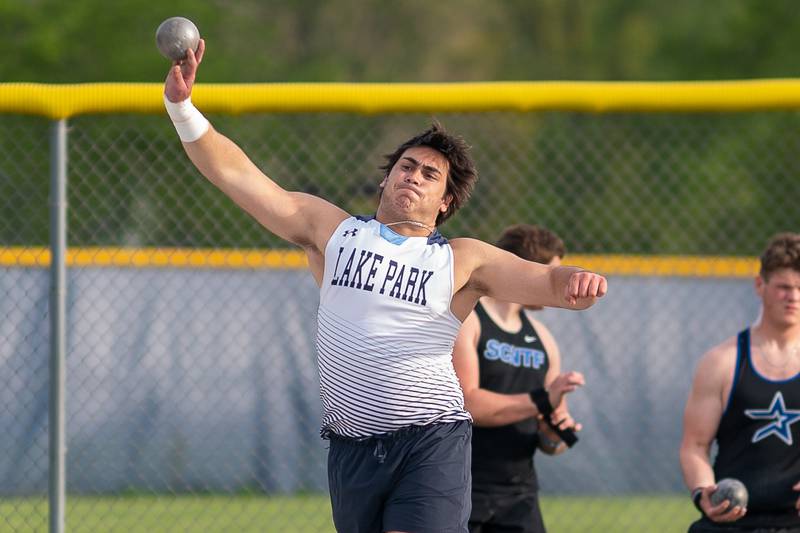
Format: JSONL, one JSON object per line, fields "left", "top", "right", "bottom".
{"left": 164, "top": 95, "right": 210, "bottom": 143}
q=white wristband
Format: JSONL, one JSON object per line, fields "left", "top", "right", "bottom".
{"left": 164, "top": 95, "right": 210, "bottom": 143}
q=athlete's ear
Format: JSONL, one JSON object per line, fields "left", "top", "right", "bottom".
{"left": 439, "top": 193, "right": 453, "bottom": 213}
{"left": 755, "top": 274, "right": 765, "bottom": 297}
{"left": 379, "top": 176, "right": 387, "bottom": 189}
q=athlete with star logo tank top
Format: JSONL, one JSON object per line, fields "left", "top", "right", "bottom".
{"left": 681, "top": 233, "right": 800, "bottom": 532}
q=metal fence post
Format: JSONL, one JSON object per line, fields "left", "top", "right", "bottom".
{"left": 49, "top": 119, "right": 67, "bottom": 533}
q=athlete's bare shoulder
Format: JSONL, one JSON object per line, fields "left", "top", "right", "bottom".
{"left": 448, "top": 237, "right": 486, "bottom": 256}
{"left": 694, "top": 334, "right": 740, "bottom": 387}
{"left": 449, "top": 237, "right": 490, "bottom": 290}
{"left": 703, "top": 335, "right": 739, "bottom": 363}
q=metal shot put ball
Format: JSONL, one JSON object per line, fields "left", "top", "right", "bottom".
{"left": 156, "top": 17, "right": 200, "bottom": 61}
{"left": 710, "top": 478, "right": 749, "bottom": 508}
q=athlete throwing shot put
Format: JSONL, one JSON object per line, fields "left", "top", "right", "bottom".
{"left": 162, "top": 40, "right": 607, "bottom": 533}
{"left": 681, "top": 233, "right": 800, "bottom": 532}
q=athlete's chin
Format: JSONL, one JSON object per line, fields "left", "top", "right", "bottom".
{"left": 771, "top": 314, "right": 800, "bottom": 328}
{"left": 391, "top": 196, "right": 416, "bottom": 211}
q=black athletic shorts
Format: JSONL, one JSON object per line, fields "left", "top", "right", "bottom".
{"left": 689, "top": 516, "right": 800, "bottom": 533}
{"left": 327, "top": 420, "right": 472, "bottom": 533}
{"left": 469, "top": 488, "right": 545, "bottom": 533}
{"left": 690, "top": 527, "right": 800, "bottom": 533}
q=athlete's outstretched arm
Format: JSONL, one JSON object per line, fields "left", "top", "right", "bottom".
{"left": 163, "top": 40, "right": 348, "bottom": 258}
{"left": 450, "top": 239, "right": 607, "bottom": 319}
{"left": 680, "top": 343, "right": 746, "bottom": 523}
{"left": 452, "top": 311, "right": 584, "bottom": 428}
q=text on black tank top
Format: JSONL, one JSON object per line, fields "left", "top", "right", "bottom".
{"left": 471, "top": 302, "right": 550, "bottom": 491}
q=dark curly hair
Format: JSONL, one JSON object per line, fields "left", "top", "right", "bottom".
{"left": 379, "top": 121, "right": 478, "bottom": 226}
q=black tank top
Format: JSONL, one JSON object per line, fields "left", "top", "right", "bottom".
{"left": 713, "top": 328, "right": 800, "bottom": 527}
{"left": 471, "top": 302, "right": 550, "bottom": 492}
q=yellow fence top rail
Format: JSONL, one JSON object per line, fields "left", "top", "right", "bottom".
{"left": 0, "top": 247, "right": 759, "bottom": 278}
{"left": 2, "top": 79, "right": 800, "bottom": 119}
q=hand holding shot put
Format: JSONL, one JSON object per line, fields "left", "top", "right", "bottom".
{"left": 159, "top": 26, "right": 608, "bottom": 532}
{"left": 710, "top": 479, "right": 748, "bottom": 509}
{"left": 165, "top": 39, "right": 204, "bottom": 102}
{"left": 693, "top": 479, "right": 748, "bottom": 524}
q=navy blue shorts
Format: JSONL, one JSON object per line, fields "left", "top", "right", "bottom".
{"left": 327, "top": 420, "right": 472, "bottom": 533}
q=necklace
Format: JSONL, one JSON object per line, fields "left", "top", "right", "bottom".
{"left": 758, "top": 340, "right": 800, "bottom": 369}
{"left": 384, "top": 220, "right": 435, "bottom": 234}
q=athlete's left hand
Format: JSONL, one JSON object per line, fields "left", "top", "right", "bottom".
{"left": 565, "top": 271, "right": 607, "bottom": 307}
{"left": 547, "top": 371, "right": 585, "bottom": 410}
{"left": 701, "top": 485, "right": 746, "bottom": 522}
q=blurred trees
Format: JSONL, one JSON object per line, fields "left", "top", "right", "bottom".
{"left": 0, "top": 0, "right": 798, "bottom": 254}
{"left": 2, "top": 0, "right": 799, "bottom": 83}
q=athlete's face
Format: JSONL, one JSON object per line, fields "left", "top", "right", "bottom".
{"left": 379, "top": 146, "right": 451, "bottom": 224}
{"left": 525, "top": 256, "right": 562, "bottom": 311}
{"left": 756, "top": 268, "right": 800, "bottom": 329}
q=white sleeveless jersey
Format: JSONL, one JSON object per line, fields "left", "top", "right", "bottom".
{"left": 317, "top": 216, "right": 471, "bottom": 438}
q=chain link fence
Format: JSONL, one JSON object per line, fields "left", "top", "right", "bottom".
{"left": 1, "top": 86, "right": 799, "bottom": 532}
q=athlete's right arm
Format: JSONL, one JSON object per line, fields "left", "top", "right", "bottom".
{"left": 181, "top": 125, "right": 347, "bottom": 250}
{"left": 164, "top": 40, "right": 348, "bottom": 257}
{"left": 679, "top": 342, "right": 746, "bottom": 522}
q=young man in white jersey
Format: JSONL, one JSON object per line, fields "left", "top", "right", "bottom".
{"left": 680, "top": 233, "right": 800, "bottom": 532}
{"left": 163, "top": 41, "right": 607, "bottom": 533}
{"left": 453, "top": 225, "right": 583, "bottom": 533}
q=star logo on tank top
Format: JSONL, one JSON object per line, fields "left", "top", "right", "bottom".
{"left": 744, "top": 391, "right": 800, "bottom": 445}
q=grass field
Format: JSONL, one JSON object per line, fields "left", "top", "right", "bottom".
{"left": 0, "top": 494, "right": 699, "bottom": 532}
